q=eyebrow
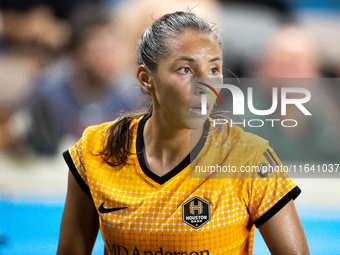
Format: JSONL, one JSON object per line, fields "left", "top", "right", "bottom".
{"left": 209, "top": 56, "right": 222, "bottom": 62}
{"left": 174, "top": 56, "right": 222, "bottom": 62}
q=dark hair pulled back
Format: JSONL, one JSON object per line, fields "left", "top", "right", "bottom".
{"left": 137, "top": 11, "right": 218, "bottom": 73}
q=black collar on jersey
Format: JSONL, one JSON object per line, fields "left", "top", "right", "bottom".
{"left": 136, "top": 114, "right": 210, "bottom": 185}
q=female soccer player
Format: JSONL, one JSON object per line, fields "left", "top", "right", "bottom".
{"left": 57, "top": 11, "right": 309, "bottom": 255}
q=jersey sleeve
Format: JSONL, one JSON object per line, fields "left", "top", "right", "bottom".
{"left": 62, "top": 128, "right": 93, "bottom": 199}
{"left": 246, "top": 146, "right": 301, "bottom": 227}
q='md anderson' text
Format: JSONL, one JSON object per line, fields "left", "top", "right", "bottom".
{"left": 105, "top": 242, "right": 209, "bottom": 255}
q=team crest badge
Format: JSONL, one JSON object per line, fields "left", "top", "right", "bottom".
{"left": 182, "top": 196, "right": 210, "bottom": 229}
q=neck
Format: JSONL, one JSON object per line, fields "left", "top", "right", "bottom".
{"left": 142, "top": 112, "right": 204, "bottom": 177}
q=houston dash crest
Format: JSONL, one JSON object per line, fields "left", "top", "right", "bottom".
{"left": 182, "top": 196, "right": 210, "bottom": 229}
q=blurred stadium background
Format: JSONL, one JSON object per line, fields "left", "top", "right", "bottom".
{"left": 1, "top": 0, "right": 340, "bottom": 254}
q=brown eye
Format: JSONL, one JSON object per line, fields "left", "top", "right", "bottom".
{"left": 178, "top": 67, "right": 191, "bottom": 74}
{"left": 209, "top": 67, "right": 219, "bottom": 75}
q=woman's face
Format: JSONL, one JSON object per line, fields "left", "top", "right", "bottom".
{"left": 150, "top": 30, "right": 223, "bottom": 130}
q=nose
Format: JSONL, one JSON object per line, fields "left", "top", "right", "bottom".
{"left": 190, "top": 78, "right": 206, "bottom": 96}
{"left": 190, "top": 78, "right": 205, "bottom": 97}
{"left": 194, "top": 88, "right": 206, "bottom": 96}
{"left": 192, "top": 70, "right": 209, "bottom": 96}
{"left": 194, "top": 69, "right": 209, "bottom": 79}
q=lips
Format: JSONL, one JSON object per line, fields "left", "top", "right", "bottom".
{"left": 190, "top": 103, "right": 210, "bottom": 110}
{"left": 191, "top": 105, "right": 201, "bottom": 110}
{"left": 190, "top": 103, "right": 210, "bottom": 116}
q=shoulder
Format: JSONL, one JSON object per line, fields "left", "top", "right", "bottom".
{"left": 79, "top": 122, "right": 113, "bottom": 154}
{"left": 202, "top": 123, "right": 273, "bottom": 169}
{"left": 231, "top": 126, "right": 269, "bottom": 149}
{"left": 83, "top": 121, "right": 113, "bottom": 138}
{"left": 230, "top": 126, "right": 274, "bottom": 164}
{"left": 211, "top": 123, "right": 269, "bottom": 152}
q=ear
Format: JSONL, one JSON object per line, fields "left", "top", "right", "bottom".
{"left": 137, "top": 65, "right": 154, "bottom": 94}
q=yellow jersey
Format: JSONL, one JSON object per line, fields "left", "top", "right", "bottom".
{"left": 63, "top": 115, "right": 300, "bottom": 255}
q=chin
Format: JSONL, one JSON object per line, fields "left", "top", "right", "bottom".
{"left": 189, "top": 115, "right": 209, "bottom": 130}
